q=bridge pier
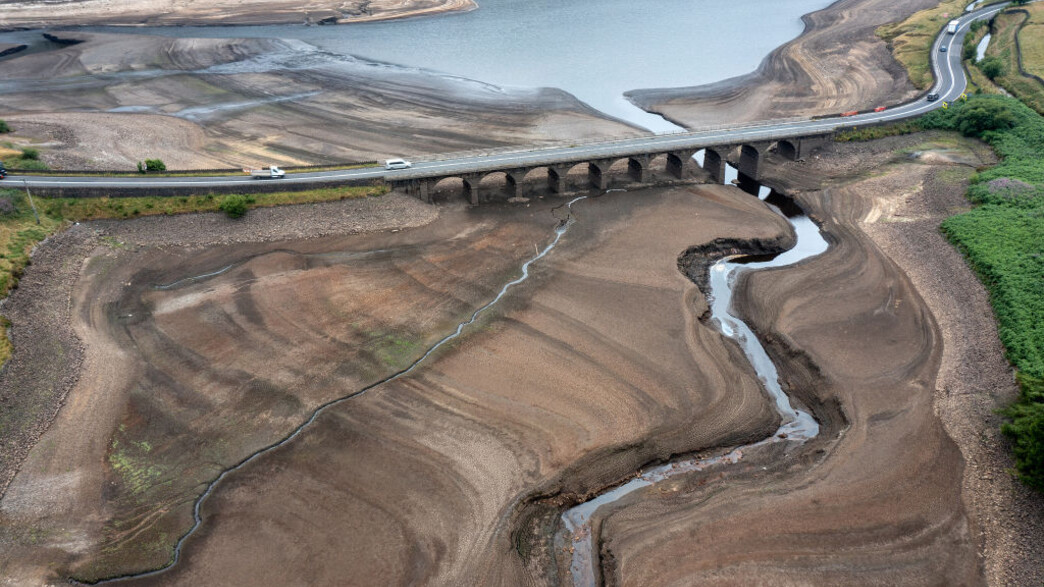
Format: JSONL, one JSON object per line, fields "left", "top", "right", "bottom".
{"left": 736, "top": 172, "right": 761, "bottom": 196}
{"left": 666, "top": 150, "right": 697, "bottom": 179}
{"left": 502, "top": 169, "right": 528, "bottom": 199}
{"left": 419, "top": 179, "right": 435, "bottom": 203}
{"left": 777, "top": 134, "right": 832, "bottom": 161}
{"left": 627, "top": 155, "right": 651, "bottom": 183}
{"left": 396, "top": 179, "right": 432, "bottom": 203}
{"left": 548, "top": 166, "right": 569, "bottom": 194}
{"left": 737, "top": 142, "right": 771, "bottom": 182}
{"left": 588, "top": 159, "right": 615, "bottom": 190}
{"left": 462, "top": 173, "right": 482, "bottom": 205}
{"left": 702, "top": 148, "right": 727, "bottom": 184}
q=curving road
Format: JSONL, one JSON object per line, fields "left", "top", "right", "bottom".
{"left": 7, "top": 2, "right": 1007, "bottom": 191}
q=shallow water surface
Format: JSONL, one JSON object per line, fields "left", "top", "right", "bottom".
{"left": 75, "top": 0, "right": 833, "bottom": 131}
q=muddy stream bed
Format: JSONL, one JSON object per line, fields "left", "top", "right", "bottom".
{"left": 559, "top": 181, "right": 828, "bottom": 586}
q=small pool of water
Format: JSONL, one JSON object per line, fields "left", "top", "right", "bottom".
{"left": 976, "top": 32, "right": 991, "bottom": 62}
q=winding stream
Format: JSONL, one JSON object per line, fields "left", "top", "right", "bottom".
{"left": 560, "top": 182, "right": 828, "bottom": 586}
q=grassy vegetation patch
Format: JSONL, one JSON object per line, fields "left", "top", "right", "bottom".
{"left": 41, "top": 184, "right": 387, "bottom": 221}
{"left": 0, "top": 189, "right": 63, "bottom": 365}
{"left": 1, "top": 141, "right": 51, "bottom": 171}
{"left": 877, "top": 0, "right": 970, "bottom": 89}
{"left": 1016, "top": 3, "right": 1044, "bottom": 79}
{"left": 108, "top": 424, "right": 165, "bottom": 497}
{"left": 835, "top": 121, "right": 926, "bottom": 142}
{"left": 921, "top": 94, "right": 1044, "bottom": 490}
{"left": 982, "top": 8, "right": 1044, "bottom": 115}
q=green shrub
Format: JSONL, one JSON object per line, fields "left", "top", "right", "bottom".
{"left": 925, "top": 95, "right": 1044, "bottom": 491}
{"left": 20, "top": 147, "right": 39, "bottom": 160}
{"left": 219, "top": 195, "right": 250, "bottom": 219}
{"left": 1002, "top": 376, "right": 1044, "bottom": 491}
{"left": 136, "top": 161, "right": 145, "bottom": 174}
{"left": 143, "top": 158, "right": 166, "bottom": 172}
{"left": 0, "top": 120, "right": 9, "bottom": 133}
{"left": 10, "top": 158, "right": 48, "bottom": 171}
{"left": 979, "top": 56, "right": 1006, "bottom": 80}
{"left": 960, "top": 102, "right": 1016, "bottom": 137}
{"left": 963, "top": 40, "right": 978, "bottom": 62}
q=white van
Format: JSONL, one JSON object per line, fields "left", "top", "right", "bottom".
{"left": 385, "top": 158, "right": 412, "bottom": 170}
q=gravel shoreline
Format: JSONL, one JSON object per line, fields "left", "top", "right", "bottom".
{"left": 0, "top": 226, "right": 94, "bottom": 497}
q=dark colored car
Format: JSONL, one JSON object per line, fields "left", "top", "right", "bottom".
{"left": 927, "top": 93, "right": 940, "bottom": 102}
{"left": 940, "top": 45, "right": 948, "bottom": 52}
{"left": 0, "top": 162, "right": 6, "bottom": 180}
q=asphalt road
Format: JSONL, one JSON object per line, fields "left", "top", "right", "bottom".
{"left": 5, "top": 2, "right": 1007, "bottom": 191}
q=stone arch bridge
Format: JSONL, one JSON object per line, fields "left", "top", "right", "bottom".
{"left": 393, "top": 134, "right": 832, "bottom": 203}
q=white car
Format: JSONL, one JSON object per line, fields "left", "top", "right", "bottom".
{"left": 385, "top": 158, "right": 412, "bottom": 170}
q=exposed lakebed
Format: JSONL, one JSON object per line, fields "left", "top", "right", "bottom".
{"left": 3, "top": 0, "right": 834, "bottom": 132}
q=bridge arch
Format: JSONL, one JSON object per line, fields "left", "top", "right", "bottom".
{"left": 777, "top": 140, "right": 798, "bottom": 161}
{"left": 477, "top": 170, "right": 520, "bottom": 200}
{"left": 738, "top": 143, "right": 766, "bottom": 183}
{"left": 587, "top": 158, "right": 619, "bottom": 190}
{"left": 429, "top": 176, "right": 468, "bottom": 203}
{"left": 701, "top": 147, "right": 729, "bottom": 183}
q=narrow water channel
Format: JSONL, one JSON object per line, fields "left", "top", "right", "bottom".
{"left": 976, "top": 33, "right": 992, "bottom": 62}
{"left": 560, "top": 177, "right": 828, "bottom": 587}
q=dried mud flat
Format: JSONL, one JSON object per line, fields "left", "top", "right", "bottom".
{"left": 628, "top": 0, "right": 941, "bottom": 127}
{"left": 0, "top": 32, "right": 637, "bottom": 170}
{"left": 2, "top": 131, "right": 1042, "bottom": 585}
{"left": 0, "top": 185, "right": 792, "bottom": 584}
{"left": 0, "top": 0, "right": 475, "bottom": 29}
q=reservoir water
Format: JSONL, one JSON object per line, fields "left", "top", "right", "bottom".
{"left": 69, "top": 0, "right": 834, "bottom": 132}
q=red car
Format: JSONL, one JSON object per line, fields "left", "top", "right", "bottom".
{"left": 0, "top": 163, "right": 6, "bottom": 180}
